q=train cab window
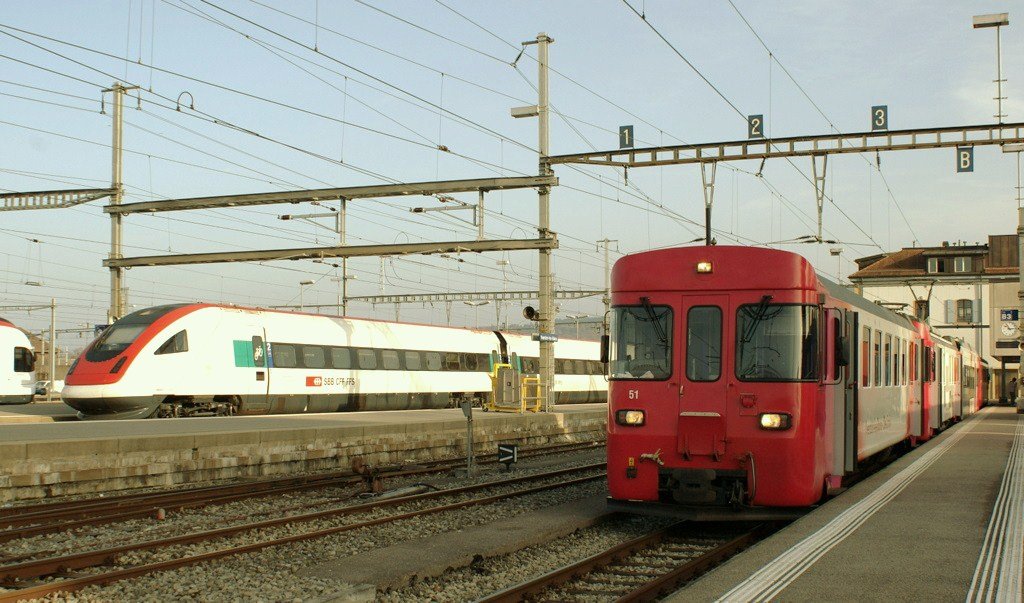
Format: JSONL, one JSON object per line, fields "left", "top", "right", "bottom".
{"left": 85, "top": 304, "right": 189, "bottom": 362}
{"left": 686, "top": 306, "right": 722, "bottom": 382}
{"left": 736, "top": 304, "right": 817, "bottom": 381}
{"left": 13, "top": 347, "right": 34, "bottom": 373}
{"left": 303, "top": 346, "right": 325, "bottom": 368}
{"left": 273, "top": 343, "right": 298, "bottom": 368}
{"left": 404, "top": 351, "right": 422, "bottom": 371}
{"left": 330, "top": 347, "right": 352, "bottom": 369}
{"left": 155, "top": 330, "right": 188, "bottom": 355}
{"left": 381, "top": 350, "right": 400, "bottom": 370}
{"left": 356, "top": 348, "right": 377, "bottom": 370}
{"left": 610, "top": 304, "right": 673, "bottom": 380}
{"left": 424, "top": 352, "right": 442, "bottom": 371}
{"left": 873, "top": 330, "right": 881, "bottom": 387}
{"left": 862, "top": 327, "right": 870, "bottom": 387}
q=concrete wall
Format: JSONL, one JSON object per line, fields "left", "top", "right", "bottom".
{"left": 0, "top": 410, "right": 607, "bottom": 503}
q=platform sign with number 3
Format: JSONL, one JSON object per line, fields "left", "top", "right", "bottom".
{"left": 871, "top": 105, "right": 888, "bottom": 131}
{"left": 747, "top": 115, "right": 764, "bottom": 139}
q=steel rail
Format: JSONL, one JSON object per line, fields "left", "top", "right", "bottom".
{"left": 479, "top": 524, "right": 769, "bottom": 603}
{"left": 0, "top": 469, "right": 604, "bottom": 602}
{"left": 0, "top": 463, "right": 605, "bottom": 585}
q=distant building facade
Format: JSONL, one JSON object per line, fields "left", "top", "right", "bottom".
{"left": 849, "top": 235, "right": 1020, "bottom": 400}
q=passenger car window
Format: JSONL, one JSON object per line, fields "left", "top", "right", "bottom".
{"left": 404, "top": 351, "right": 422, "bottom": 370}
{"left": 425, "top": 352, "right": 442, "bottom": 371}
{"left": 330, "top": 347, "right": 352, "bottom": 369}
{"left": 381, "top": 349, "right": 400, "bottom": 370}
{"left": 273, "top": 343, "right": 297, "bottom": 368}
{"left": 357, "top": 348, "right": 377, "bottom": 370}
{"left": 303, "top": 346, "right": 325, "bottom": 368}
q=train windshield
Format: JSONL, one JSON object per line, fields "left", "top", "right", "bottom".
{"left": 609, "top": 304, "right": 672, "bottom": 380}
{"left": 86, "top": 304, "right": 189, "bottom": 362}
{"left": 736, "top": 304, "right": 818, "bottom": 381}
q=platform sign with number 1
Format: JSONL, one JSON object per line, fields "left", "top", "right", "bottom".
{"left": 619, "top": 125, "right": 634, "bottom": 149}
{"left": 747, "top": 115, "right": 764, "bottom": 139}
{"left": 871, "top": 105, "right": 888, "bottom": 131}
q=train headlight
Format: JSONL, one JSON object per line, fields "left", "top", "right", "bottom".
{"left": 616, "top": 409, "right": 646, "bottom": 426}
{"left": 759, "top": 413, "right": 792, "bottom": 430}
{"left": 696, "top": 261, "right": 713, "bottom": 273}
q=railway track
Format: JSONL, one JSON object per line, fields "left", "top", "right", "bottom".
{"left": 0, "top": 440, "right": 603, "bottom": 544}
{"left": 0, "top": 462, "right": 606, "bottom": 602}
{"left": 480, "top": 523, "right": 771, "bottom": 603}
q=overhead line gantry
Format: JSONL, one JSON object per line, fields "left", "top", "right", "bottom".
{"left": 549, "top": 122, "right": 1024, "bottom": 245}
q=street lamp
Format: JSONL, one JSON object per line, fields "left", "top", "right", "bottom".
{"left": 298, "top": 280, "right": 314, "bottom": 312}
{"left": 829, "top": 247, "right": 844, "bottom": 284}
{"left": 973, "top": 13, "right": 1010, "bottom": 124}
{"left": 1004, "top": 143, "right": 1024, "bottom": 413}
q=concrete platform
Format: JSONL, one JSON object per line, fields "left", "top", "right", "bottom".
{"left": 0, "top": 404, "right": 607, "bottom": 503}
{"left": 0, "top": 402, "right": 76, "bottom": 424}
{"left": 670, "top": 406, "right": 1023, "bottom": 602}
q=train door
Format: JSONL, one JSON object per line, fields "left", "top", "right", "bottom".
{"left": 676, "top": 295, "right": 728, "bottom": 460}
{"left": 237, "top": 330, "right": 270, "bottom": 414}
{"left": 824, "top": 308, "right": 849, "bottom": 480}
{"left": 841, "top": 311, "right": 858, "bottom": 473}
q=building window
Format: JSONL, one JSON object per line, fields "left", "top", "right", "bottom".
{"left": 956, "top": 299, "right": 973, "bottom": 324}
{"left": 927, "top": 258, "right": 947, "bottom": 273}
{"left": 953, "top": 256, "right": 971, "bottom": 273}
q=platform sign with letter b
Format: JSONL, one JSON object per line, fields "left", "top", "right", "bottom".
{"left": 957, "top": 147, "right": 974, "bottom": 173}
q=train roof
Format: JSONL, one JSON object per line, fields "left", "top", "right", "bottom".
{"left": 114, "top": 303, "right": 597, "bottom": 345}
{"left": 613, "top": 246, "right": 817, "bottom": 292}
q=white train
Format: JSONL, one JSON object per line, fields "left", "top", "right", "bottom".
{"left": 64, "top": 304, "right": 606, "bottom": 419}
{"left": 0, "top": 318, "right": 35, "bottom": 404}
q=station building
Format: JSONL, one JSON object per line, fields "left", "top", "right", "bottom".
{"left": 849, "top": 234, "right": 1021, "bottom": 401}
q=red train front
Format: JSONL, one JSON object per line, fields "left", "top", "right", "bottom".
{"left": 607, "top": 246, "right": 849, "bottom": 518}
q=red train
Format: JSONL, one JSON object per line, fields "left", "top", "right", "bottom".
{"left": 606, "top": 246, "right": 986, "bottom": 519}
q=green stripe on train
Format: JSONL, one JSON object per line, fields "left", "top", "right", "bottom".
{"left": 233, "top": 340, "right": 256, "bottom": 367}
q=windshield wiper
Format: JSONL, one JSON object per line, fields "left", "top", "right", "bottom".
{"left": 640, "top": 296, "right": 668, "bottom": 345}
{"left": 741, "top": 295, "right": 774, "bottom": 343}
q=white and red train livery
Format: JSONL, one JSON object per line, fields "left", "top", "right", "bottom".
{"left": 64, "top": 304, "right": 604, "bottom": 420}
{"left": 0, "top": 318, "right": 35, "bottom": 405}
{"left": 606, "top": 246, "right": 985, "bottom": 518}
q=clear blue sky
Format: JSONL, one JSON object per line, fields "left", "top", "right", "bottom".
{"left": 0, "top": 0, "right": 1021, "bottom": 349}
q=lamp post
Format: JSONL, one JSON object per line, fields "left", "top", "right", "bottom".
{"left": 829, "top": 247, "right": 844, "bottom": 284}
{"left": 973, "top": 13, "right": 1010, "bottom": 124}
{"left": 1005, "top": 143, "right": 1024, "bottom": 412}
{"left": 298, "top": 280, "right": 314, "bottom": 312}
